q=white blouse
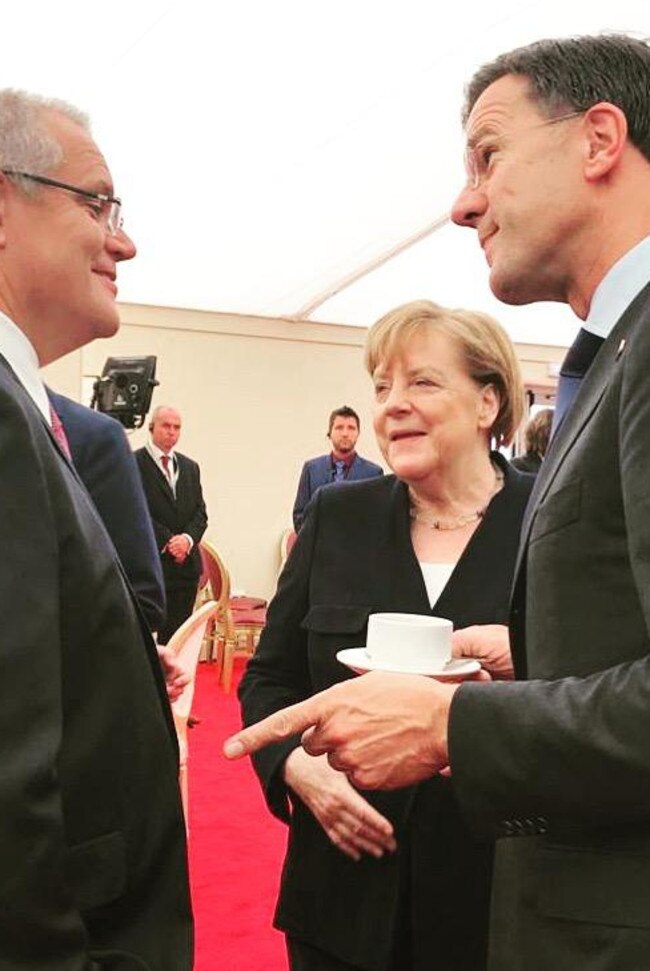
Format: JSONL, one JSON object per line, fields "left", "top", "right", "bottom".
{"left": 419, "top": 562, "right": 455, "bottom": 608}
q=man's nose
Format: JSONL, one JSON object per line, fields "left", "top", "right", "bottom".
{"left": 108, "top": 228, "right": 137, "bottom": 261}
{"left": 450, "top": 183, "right": 485, "bottom": 228}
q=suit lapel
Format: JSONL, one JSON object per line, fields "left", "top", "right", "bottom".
{"left": 174, "top": 454, "right": 186, "bottom": 506}
{"left": 514, "top": 284, "right": 649, "bottom": 580}
{"left": 0, "top": 357, "right": 74, "bottom": 467}
{"left": 348, "top": 456, "right": 362, "bottom": 481}
{"left": 0, "top": 362, "right": 175, "bottom": 738}
{"left": 317, "top": 455, "right": 332, "bottom": 488}
{"left": 143, "top": 448, "right": 176, "bottom": 505}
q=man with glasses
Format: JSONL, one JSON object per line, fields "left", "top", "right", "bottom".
{"left": 0, "top": 89, "right": 192, "bottom": 968}
{"left": 226, "top": 34, "right": 650, "bottom": 969}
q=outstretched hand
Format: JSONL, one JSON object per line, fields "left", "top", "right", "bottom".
{"left": 224, "top": 671, "right": 460, "bottom": 790}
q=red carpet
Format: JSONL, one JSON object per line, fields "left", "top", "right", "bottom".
{"left": 188, "top": 661, "right": 288, "bottom": 970}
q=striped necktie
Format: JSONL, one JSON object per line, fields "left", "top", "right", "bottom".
{"left": 49, "top": 403, "right": 72, "bottom": 460}
{"left": 161, "top": 453, "right": 172, "bottom": 484}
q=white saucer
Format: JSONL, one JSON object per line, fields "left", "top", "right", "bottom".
{"left": 336, "top": 648, "right": 481, "bottom": 680}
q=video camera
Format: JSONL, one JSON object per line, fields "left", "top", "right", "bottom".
{"left": 91, "top": 356, "right": 159, "bottom": 429}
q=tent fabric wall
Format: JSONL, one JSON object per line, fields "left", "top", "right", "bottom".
{"left": 43, "top": 303, "right": 564, "bottom": 599}
{"left": 4, "top": 1, "right": 649, "bottom": 349}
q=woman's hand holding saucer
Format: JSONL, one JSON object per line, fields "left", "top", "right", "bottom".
{"left": 452, "top": 624, "right": 514, "bottom": 680}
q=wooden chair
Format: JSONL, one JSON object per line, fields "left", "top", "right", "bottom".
{"left": 199, "top": 540, "right": 267, "bottom": 693}
{"left": 278, "top": 527, "right": 298, "bottom": 575}
{"left": 196, "top": 542, "right": 233, "bottom": 671}
{"left": 167, "top": 600, "right": 220, "bottom": 832}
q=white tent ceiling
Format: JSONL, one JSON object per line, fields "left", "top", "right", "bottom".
{"left": 5, "top": 1, "right": 649, "bottom": 346}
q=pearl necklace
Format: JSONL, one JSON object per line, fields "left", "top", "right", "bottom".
{"left": 409, "top": 466, "right": 505, "bottom": 531}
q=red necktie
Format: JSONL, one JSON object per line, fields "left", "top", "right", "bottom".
{"left": 161, "top": 453, "right": 172, "bottom": 483}
{"left": 49, "top": 403, "right": 72, "bottom": 460}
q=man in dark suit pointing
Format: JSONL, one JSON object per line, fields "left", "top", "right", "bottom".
{"left": 226, "top": 34, "right": 650, "bottom": 970}
{"left": 136, "top": 405, "right": 208, "bottom": 644}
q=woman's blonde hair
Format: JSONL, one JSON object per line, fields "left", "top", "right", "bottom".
{"left": 364, "top": 299, "right": 524, "bottom": 447}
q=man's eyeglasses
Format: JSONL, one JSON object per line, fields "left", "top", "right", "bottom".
{"left": 2, "top": 170, "right": 123, "bottom": 235}
{"left": 464, "top": 111, "right": 584, "bottom": 190}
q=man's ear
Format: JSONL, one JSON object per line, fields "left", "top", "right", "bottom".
{"left": 582, "top": 102, "right": 628, "bottom": 182}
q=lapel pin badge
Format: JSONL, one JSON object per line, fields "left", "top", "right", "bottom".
{"left": 616, "top": 338, "right": 626, "bottom": 360}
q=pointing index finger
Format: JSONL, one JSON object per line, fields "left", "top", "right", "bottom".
{"left": 223, "top": 697, "right": 321, "bottom": 759}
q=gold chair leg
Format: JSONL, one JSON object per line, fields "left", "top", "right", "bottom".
{"left": 220, "top": 636, "right": 236, "bottom": 694}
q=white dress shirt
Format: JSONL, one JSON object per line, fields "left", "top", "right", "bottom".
{"left": 0, "top": 311, "right": 51, "bottom": 424}
{"left": 585, "top": 235, "right": 650, "bottom": 338}
{"left": 146, "top": 439, "right": 179, "bottom": 494}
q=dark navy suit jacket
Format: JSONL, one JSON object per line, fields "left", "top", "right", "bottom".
{"left": 292, "top": 452, "right": 383, "bottom": 530}
{"left": 3, "top": 365, "right": 191, "bottom": 970}
{"left": 48, "top": 390, "right": 165, "bottom": 632}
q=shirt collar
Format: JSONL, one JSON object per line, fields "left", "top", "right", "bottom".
{"left": 146, "top": 438, "right": 176, "bottom": 467}
{"left": 331, "top": 450, "right": 356, "bottom": 468}
{"left": 0, "top": 311, "right": 51, "bottom": 423}
{"left": 585, "top": 236, "right": 650, "bottom": 339}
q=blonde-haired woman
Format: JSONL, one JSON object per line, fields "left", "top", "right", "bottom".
{"left": 240, "top": 300, "right": 532, "bottom": 971}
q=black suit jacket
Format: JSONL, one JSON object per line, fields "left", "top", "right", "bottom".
{"left": 240, "top": 458, "right": 532, "bottom": 970}
{"left": 0, "top": 358, "right": 192, "bottom": 969}
{"left": 134, "top": 447, "right": 207, "bottom": 590}
{"left": 48, "top": 391, "right": 165, "bottom": 631}
{"left": 450, "top": 283, "right": 650, "bottom": 970}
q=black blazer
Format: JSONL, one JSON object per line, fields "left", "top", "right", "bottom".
{"left": 48, "top": 391, "right": 165, "bottom": 632}
{"left": 450, "top": 283, "right": 650, "bottom": 970}
{"left": 135, "top": 447, "right": 208, "bottom": 589}
{"left": 240, "top": 457, "right": 532, "bottom": 970}
{"left": 0, "top": 359, "right": 192, "bottom": 969}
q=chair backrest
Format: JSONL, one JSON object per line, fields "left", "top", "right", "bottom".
{"left": 279, "top": 528, "right": 298, "bottom": 574}
{"left": 199, "top": 540, "right": 231, "bottom": 607}
{"left": 168, "top": 599, "right": 220, "bottom": 719}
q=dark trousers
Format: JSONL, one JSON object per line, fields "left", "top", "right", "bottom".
{"left": 157, "top": 584, "right": 197, "bottom": 644}
{"left": 287, "top": 936, "right": 411, "bottom": 971}
{"left": 287, "top": 938, "right": 366, "bottom": 971}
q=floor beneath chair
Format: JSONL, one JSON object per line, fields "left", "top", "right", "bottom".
{"left": 188, "top": 660, "right": 288, "bottom": 970}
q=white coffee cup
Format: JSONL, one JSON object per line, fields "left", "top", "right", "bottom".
{"left": 365, "top": 612, "right": 452, "bottom": 671}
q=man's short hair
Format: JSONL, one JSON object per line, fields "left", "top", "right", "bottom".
{"left": 462, "top": 34, "right": 650, "bottom": 162}
{"left": 327, "top": 405, "right": 360, "bottom": 435}
{"left": 0, "top": 89, "right": 90, "bottom": 196}
{"left": 148, "top": 405, "right": 181, "bottom": 430}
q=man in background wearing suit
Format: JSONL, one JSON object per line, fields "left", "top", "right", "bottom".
{"left": 0, "top": 89, "right": 192, "bottom": 968}
{"left": 292, "top": 404, "right": 383, "bottom": 530}
{"left": 226, "top": 34, "right": 650, "bottom": 970}
{"left": 136, "top": 405, "right": 208, "bottom": 644}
